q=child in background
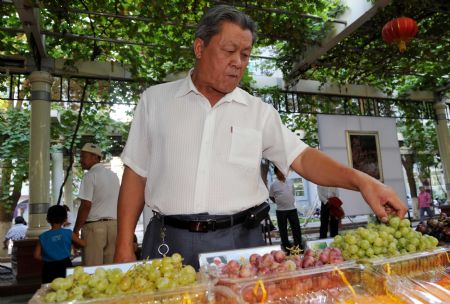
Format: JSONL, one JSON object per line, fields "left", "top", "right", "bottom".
{"left": 34, "top": 205, "right": 86, "bottom": 283}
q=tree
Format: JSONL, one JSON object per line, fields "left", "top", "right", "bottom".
{"left": 0, "top": 107, "right": 30, "bottom": 223}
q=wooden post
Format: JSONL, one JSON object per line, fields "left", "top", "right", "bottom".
{"left": 11, "top": 239, "right": 42, "bottom": 281}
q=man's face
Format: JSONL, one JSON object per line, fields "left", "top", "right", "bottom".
{"left": 80, "top": 151, "right": 97, "bottom": 170}
{"left": 194, "top": 21, "right": 253, "bottom": 95}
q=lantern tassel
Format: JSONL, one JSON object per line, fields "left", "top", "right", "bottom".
{"left": 398, "top": 40, "right": 407, "bottom": 52}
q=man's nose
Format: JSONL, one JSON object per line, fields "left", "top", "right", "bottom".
{"left": 230, "top": 53, "right": 243, "bottom": 68}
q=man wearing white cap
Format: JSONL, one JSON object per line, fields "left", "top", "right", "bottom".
{"left": 74, "top": 143, "right": 120, "bottom": 266}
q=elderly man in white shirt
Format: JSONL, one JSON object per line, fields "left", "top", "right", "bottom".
{"left": 114, "top": 5, "right": 407, "bottom": 269}
{"left": 74, "top": 143, "right": 120, "bottom": 266}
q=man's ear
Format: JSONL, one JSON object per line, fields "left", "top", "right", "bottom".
{"left": 193, "top": 38, "right": 205, "bottom": 59}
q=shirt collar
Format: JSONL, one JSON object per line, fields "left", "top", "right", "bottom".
{"left": 175, "top": 69, "right": 248, "bottom": 106}
{"left": 175, "top": 69, "right": 201, "bottom": 98}
{"left": 89, "top": 163, "right": 102, "bottom": 171}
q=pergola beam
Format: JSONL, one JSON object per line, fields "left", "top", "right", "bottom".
{"left": 0, "top": 55, "right": 133, "bottom": 80}
{"left": 289, "top": 0, "right": 391, "bottom": 84}
{"left": 13, "top": 0, "right": 47, "bottom": 67}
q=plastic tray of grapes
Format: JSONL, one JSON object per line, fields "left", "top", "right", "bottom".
{"left": 214, "top": 263, "right": 416, "bottom": 303}
{"left": 368, "top": 246, "right": 450, "bottom": 276}
{"left": 203, "top": 248, "right": 347, "bottom": 279}
{"left": 330, "top": 217, "right": 440, "bottom": 261}
{"left": 29, "top": 254, "right": 211, "bottom": 304}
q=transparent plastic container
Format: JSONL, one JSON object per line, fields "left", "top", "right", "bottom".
{"left": 369, "top": 247, "right": 450, "bottom": 276}
{"left": 385, "top": 274, "right": 450, "bottom": 304}
{"left": 29, "top": 259, "right": 211, "bottom": 304}
{"left": 211, "top": 263, "right": 414, "bottom": 303}
{"left": 366, "top": 247, "right": 450, "bottom": 304}
{"left": 29, "top": 282, "right": 211, "bottom": 304}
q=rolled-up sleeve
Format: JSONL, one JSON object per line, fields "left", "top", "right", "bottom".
{"left": 262, "top": 106, "right": 308, "bottom": 177}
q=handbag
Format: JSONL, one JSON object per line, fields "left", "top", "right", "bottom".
{"left": 328, "top": 196, "right": 345, "bottom": 220}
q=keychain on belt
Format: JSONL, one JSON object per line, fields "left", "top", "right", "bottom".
{"left": 158, "top": 217, "right": 170, "bottom": 256}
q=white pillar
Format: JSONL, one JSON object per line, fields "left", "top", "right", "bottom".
{"left": 434, "top": 100, "right": 450, "bottom": 204}
{"left": 63, "top": 156, "right": 74, "bottom": 209}
{"left": 51, "top": 148, "right": 64, "bottom": 205}
{"left": 27, "top": 71, "right": 53, "bottom": 237}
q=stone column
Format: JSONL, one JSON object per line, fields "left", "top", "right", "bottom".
{"left": 51, "top": 147, "right": 64, "bottom": 205}
{"left": 434, "top": 99, "right": 450, "bottom": 204}
{"left": 27, "top": 71, "right": 53, "bottom": 237}
{"left": 63, "top": 155, "right": 74, "bottom": 209}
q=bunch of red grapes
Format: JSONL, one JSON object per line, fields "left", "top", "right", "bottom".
{"left": 219, "top": 248, "right": 344, "bottom": 279}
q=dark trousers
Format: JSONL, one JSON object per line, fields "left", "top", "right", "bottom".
{"left": 275, "top": 209, "right": 302, "bottom": 250}
{"left": 42, "top": 257, "right": 72, "bottom": 284}
{"left": 320, "top": 202, "right": 339, "bottom": 239}
{"left": 419, "top": 207, "right": 433, "bottom": 221}
{"left": 141, "top": 215, "right": 265, "bottom": 270}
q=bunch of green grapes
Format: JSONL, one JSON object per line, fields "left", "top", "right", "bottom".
{"left": 330, "top": 217, "right": 439, "bottom": 261}
{"left": 43, "top": 253, "right": 198, "bottom": 303}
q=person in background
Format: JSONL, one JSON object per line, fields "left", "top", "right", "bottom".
{"left": 74, "top": 143, "right": 120, "bottom": 266}
{"left": 318, "top": 186, "right": 340, "bottom": 239}
{"left": 34, "top": 205, "right": 85, "bottom": 283}
{"left": 3, "top": 216, "right": 27, "bottom": 250}
{"left": 114, "top": 5, "right": 407, "bottom": 269}
{"left": 62, "top": 205, "right": 75, "bottom": 231}
{"left": 418, "top": 186, "right": 433, "bottom": 221}
{"left": 269, "top": 166, "right": 302, "bottom": 252}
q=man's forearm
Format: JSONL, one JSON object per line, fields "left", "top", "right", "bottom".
{"left": 73, "top": 201, "right": 91, "bottom": 233}
{"left": 291, "top": 147, "right": 366, "bottom": 191}
{"left": 116, "top": 166, "right": 146, "bottom": 249}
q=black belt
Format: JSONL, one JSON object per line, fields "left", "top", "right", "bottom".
{"left": 156, "top": 205, "right": 261, "bottom": 233}
{"left": 85, "top": 218, "right": 115, "bottom": 224}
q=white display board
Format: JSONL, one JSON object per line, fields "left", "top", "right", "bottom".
{"left": 317, "top": 114, "right": 407, "bottom": 216}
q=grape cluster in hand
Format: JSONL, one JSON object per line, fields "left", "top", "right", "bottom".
{"left": 331, "top": 217, "right": 439, "bottom": 261}
{"left": 43, "top": 253, "right": 197, "bottom": 303}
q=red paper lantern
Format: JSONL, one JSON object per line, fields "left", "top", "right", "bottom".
{"left": 382, "top": 17, "right": 418, "bottom": 52}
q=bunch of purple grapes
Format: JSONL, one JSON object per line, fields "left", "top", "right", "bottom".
{"left": 218, "top": 248, "right": 344, "bottom": 279}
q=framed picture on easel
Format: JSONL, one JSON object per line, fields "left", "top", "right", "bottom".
{"left": 346, "top": 130, "right": 383, "bottom": 182}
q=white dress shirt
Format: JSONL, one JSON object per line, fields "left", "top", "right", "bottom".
{"left": 121, "top": 72, "right": 308, "bottom": 215}
{"left": 78, "top": 163, "right": 120, "bottom": 221}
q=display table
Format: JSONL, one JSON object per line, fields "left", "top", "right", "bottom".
{"left": 29, "top": 246, "right": 449, "bottom": 303}
{"left": 11, "top": 238, "right": 42, "bottom": 281}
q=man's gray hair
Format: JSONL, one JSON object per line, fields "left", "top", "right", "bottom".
{"left": 195, "top": 5, "right": 257, "bottom": 46}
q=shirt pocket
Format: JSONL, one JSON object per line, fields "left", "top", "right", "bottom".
{"left": 228, "top": 127, "right": 262, "bottom": 169}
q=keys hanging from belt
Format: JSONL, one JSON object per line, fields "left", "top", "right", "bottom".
{"left": 158, "top": 218, "right": 169, "bottom": 257}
